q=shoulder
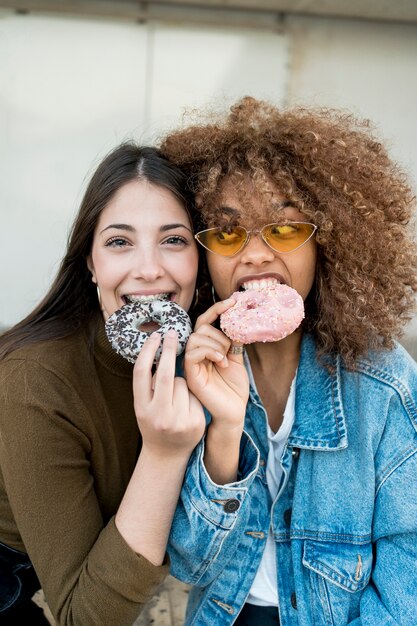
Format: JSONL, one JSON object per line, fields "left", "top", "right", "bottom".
{"left": 300, "top": 334, "right": 417, "bottom": 429}
{"left": 355, "top": 341, "right": 417, "bottom": 397}
{"left": 0, "top": 328, "right": 101, "bottom": 441}
{"left": 347, "top": 342, "right": 417, "bottom": 433}
{"left": 0, "top": 328, "right": 93, "bottom": 388}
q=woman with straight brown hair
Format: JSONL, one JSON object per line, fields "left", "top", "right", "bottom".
{"left": 0, "top": 142, "right": 205, "bottom": 625}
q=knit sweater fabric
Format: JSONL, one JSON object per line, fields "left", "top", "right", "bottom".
{"left": 0, "top": 318, "right": 169, "bottom": 625}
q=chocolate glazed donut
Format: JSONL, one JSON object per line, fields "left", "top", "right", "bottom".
{"left": 105, "top": 299, "right": 192, "bottom": 363}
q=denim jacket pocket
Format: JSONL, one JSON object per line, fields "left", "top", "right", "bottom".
{"left": 303, "top": 540, "right": 372, "bottom": 591}
{"left": 302, "top": 540, "right": 372, "bottom": 625}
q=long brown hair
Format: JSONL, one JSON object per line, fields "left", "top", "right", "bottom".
{"left": 0, "top": 143, "right": 195, "bottom": 359}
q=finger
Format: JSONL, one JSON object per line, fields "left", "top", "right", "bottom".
{"left": 185, "top": 345, "right": 229, "bottom": 369}
{"left": 171, "top": 379, "right": 206, "bottom": 436}
{"left": 188, "top": 323, "right": 231, "bottom": 354}
{"left": 187, "top": 330, "right": 230, "bottom": 356}
{"left": 194, "top": 297, "right": 236, "bottom": 331}
{"left": 188, "top": 390, "right": 206, "bottom": 422}
{"left": 186, "top": 335, "right": 230, "bottom": 368}
{"left": 152, "top": 329, "right": 178, "bottom": 404}
{"left": 133, "top": 332, "right": 161, "bottom": 403}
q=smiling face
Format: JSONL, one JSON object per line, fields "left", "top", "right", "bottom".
{"left": 87, "top": 179, "right": 198, "bottom": 320}
{"left": 205, "top": 178, "right": 317, "bottom": 304}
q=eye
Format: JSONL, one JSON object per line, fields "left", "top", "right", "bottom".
{"left": 163, "top": 235, "right": 189, "bottom": 246}
{"left": 215, "top": 227, "right": 243, "bottom": 246}
{"left": 270, "top": 224, "right": 299, "bottom": 239}
{"left": 105, "top": 237, "right": 131, "bottom": 248}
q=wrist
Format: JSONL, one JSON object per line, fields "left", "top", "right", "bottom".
{"left": 205, "top": 422, "right": 243, "bottom": 460}
{"left": 203, "top": 426, "right": 242, "bottom": 485}
{"left": 206, "top": 419, "right": 244, "bottom": 440}
{"left": 139, "top": 443, "right": 192, "bottom": 469}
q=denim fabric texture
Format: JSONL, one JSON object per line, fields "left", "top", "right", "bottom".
{"left": 0, "top": 541, "right": 41, "bottom": 613}
{"left": 168, "top": 333, "right": 417, "bottom": 625}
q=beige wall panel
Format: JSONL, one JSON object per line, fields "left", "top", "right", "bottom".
{"left": 0, "top": 13, "right": 146, "bottom": 326}
{"left": 144, "top": 23, "right": 288, "bottom": 140}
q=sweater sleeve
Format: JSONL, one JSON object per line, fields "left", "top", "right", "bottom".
{"left": 0, "top": 358, "right": 168, "bottom": 626}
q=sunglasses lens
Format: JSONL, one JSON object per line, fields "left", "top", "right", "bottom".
{"left": 196, "top": 227, "right": 247, "bottom": 256}
{"left": 263, "top": 223, "right": 315, "bottom": 253}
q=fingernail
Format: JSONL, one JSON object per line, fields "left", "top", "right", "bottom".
{"left": 167, "top": 329, "right": 177, "bottom": 338}
{"left": 214, "top": 351, "right": 224, "bottom": 360}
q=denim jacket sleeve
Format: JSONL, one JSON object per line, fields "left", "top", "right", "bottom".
{"left": 168, "top": 430, "right": 259, "bottom": 585}
{"left": 350, "top": 445, "right": 417, "bottom": 624}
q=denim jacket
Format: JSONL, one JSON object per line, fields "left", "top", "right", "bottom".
{"left": 168, "top": 334, "right": 417, "bottom": 625}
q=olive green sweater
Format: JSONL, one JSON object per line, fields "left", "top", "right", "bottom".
{"left": 0, "top": 320, "right": 169, "bottom": 625}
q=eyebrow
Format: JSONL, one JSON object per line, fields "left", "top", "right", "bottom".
{"left": 218, "top": 206, "right": 240, "bottom": 216}
{"left": 99, "top": 222, "right": 192, "bottom": 235}
{"left": 280, "top": 200, "right": 299, "bottom": 209}
{"left": 218, "top": 201, "right": 297, "bottom": 215}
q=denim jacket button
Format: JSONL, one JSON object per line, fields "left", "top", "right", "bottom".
{"left": 292, "top": 448, "right": 299, "bottom": 459}
{"left": 224, "top": 499, "right": 240, "bottom": 513}
{"left": 283, "top": 508, "right": 292, "bottom": 526}
{"left": 291, "top": 592, "right": 297, "bottom": 609}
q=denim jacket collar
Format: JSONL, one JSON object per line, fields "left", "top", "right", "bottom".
{"left": 287, "top": 334, "right": 348, "bottom": 451}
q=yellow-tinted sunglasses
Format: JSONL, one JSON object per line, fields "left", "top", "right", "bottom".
{"left": 195, "top": 222, "right": 317, "bottom": 257}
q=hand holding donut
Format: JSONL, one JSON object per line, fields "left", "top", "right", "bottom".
{"left": 133, "top": 330, "right": 206, "bottom": 460}
{"left": 184, "top": 299, "right": 249, "bottom": 433}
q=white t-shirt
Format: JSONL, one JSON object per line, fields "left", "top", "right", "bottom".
{"left": 245, "top": 356, "right": 296, "bottom": 607}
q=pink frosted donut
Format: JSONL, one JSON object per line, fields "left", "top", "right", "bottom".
{"left": 220, "top": 285, "right": 304, "bottom": 344}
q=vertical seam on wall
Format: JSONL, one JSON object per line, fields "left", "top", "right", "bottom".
{"left": 281, "top": 14, "right": 292, "bottom": 109}
{"left": 144, "top": 23, "right": 154, "bottom": 136}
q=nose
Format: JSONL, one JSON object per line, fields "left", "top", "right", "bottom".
{"left": 239, "top": 231, "right": 276, "bottom": 265}
{"left": 131, "top": 245, "right": 165, "bottom": 281}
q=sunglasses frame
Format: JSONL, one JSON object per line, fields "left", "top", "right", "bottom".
{"left": 195, "top": 221, "right": 317, "bottom": 257}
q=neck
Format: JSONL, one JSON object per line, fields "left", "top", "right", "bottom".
{"left": 245, "top": 329, "right": 302, "bottom": 373}
{"left": 245, "top": 330, "right": 302, "bottom": 432}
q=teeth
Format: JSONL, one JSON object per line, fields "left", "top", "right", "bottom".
{"left": 126, "top": 293, "right": 170, "bottom": 303}
{"left": 241, "top": 279, "right": 280, "bottom": 291}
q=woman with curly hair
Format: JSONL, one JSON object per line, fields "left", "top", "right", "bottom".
{"left": 160, "top": 96, "right": 417, "bottom": 625}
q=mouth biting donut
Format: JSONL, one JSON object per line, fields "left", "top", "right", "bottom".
{"left": 105, "top": 299, "right": 192, "bottom": 363}
{"left": 220, "top": 284, "right": 304, "bottom": 344}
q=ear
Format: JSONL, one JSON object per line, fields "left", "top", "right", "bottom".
{"left": 86, "top": 256, "right": 97, "bottom": 283}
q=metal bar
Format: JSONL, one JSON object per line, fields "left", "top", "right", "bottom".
{"left": 0, "top": 0, "right": 415, "bottom": 25}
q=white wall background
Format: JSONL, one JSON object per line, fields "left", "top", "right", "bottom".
{"left": 1, "top": 9, "right": 416, "bottom": 355}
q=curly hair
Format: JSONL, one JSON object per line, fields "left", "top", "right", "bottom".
{"left": 160, "top": 96, "right": 417, "bottom": 367}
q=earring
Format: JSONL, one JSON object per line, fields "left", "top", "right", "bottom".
{"left": 192, "top": 288, "right": 199, "bottom": 308}
{"left": 96, "top": 285, "right": 103, "bottom": 309}
{"left": 211, "top": 285, "right": 217, "bottom": 304}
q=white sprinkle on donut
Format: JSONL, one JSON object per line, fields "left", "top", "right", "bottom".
{"left": 105, "top": 299, "right": 192, "bottom": 363}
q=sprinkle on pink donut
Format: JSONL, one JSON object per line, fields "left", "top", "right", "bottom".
{"left": 220, "top": 284, "right": 304, "bottom": 344}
